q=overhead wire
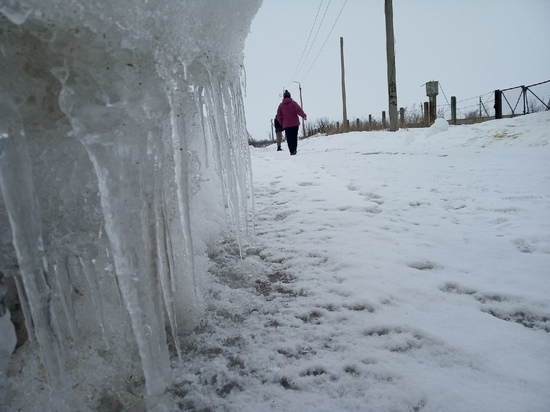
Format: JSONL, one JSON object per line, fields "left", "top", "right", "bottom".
{"left": 291, "top": 0, "right": 332, "bottom": 84}
{"left": 299, "top": 0, "right": 348, "bottom": 83}
{"left": 287, "top": 0, "right": 325, "bottom": 85}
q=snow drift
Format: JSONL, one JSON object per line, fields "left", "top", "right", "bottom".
{"left": 0, "top": 0, "right": 260, "bottom": 409}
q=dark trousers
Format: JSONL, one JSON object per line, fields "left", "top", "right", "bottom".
{"left": 284, "top": 126, "right": 300, "bottom": 153}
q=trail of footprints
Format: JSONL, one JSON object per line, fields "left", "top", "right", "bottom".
{"left": 441, "top": 283, "right": 550, "bottom": 333}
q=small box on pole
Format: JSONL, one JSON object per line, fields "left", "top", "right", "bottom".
{"left": 426, "top": 81, "right": 439, "bottom": 97}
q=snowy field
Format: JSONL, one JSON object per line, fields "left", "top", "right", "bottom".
{"left": 171, "top": 112, "right": 550, "bottom": 412}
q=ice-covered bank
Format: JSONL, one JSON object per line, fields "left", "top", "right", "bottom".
{"left": 0, "top": 0, "right": 260, "bottom": 409}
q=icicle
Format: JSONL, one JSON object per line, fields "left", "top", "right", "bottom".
{"left": 52, "top": 258, "right": 78, "bottom": 340}
{"left": 12, "top": 274, "right": 35, "bottom": 343}
{"left": 82, "top": 141, "right": 171, "bottom": 397}
{"left": 0, "top": 100, "right": 66, "bottom": 387}
{"left": 156, "top": 202, "right": 182, "bottom": 360}
{"left": 166, "top": 87, "right": 201, "bottom": 330}
{"left": 77, "top": 253, "right": 109, "bottom": 349}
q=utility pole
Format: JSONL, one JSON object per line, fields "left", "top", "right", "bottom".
{"left": 340, "top": 37, "right": 349, "bottom": 132}
{"left": 293, "top": 81, "right": 306, "bottom": 138}
{"left": 384, "top": 0, "right": 398, "bottom": 131}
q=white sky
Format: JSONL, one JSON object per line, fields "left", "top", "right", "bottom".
{"left": 243, "top": 0, "right": 550, "bottom": 140}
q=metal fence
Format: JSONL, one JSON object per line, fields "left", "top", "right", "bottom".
{"left": 440, "top": 79, "right": 550, "bottom": 124}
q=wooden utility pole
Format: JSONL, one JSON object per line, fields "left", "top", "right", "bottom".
{"left": 294, "top": 81, "right": 306, "bottom": 138}
{"left": 384, "top": 0, "right": 398, "bottom": 131}
{"left": 340, "top": 37, "right": 348, "bottom": 133}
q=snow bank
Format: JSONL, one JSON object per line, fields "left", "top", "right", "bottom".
{"left": 425, "top": 118, "right": 449, "bottom": 136}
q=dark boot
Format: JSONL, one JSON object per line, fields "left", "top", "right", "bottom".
{"left": 277, "top": 146, "right": 282, "bottom": 151}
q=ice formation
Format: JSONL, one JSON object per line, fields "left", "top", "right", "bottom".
{"left": 0, "top": 0, "right": 260, "bottom": 408}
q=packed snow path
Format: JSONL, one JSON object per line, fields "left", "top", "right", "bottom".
{"left": 171, "top": 113, "right": 550, "bottom": 412}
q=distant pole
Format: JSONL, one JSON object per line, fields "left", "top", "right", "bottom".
{"left": 522, "top": 86, "right": 528, "bottom": 114}
{"left": 451, "top": 96, "right": 457, "bottom": 125}
{"left": 293, "top": 81, "right": 305, "bottom": 138}
{"left": 429, "top": 97, "right": 436, "bottom": 122}
{"left": 385, "top": 0, "right": 398, "bottom": 131}
{"left": 426, "top": 81, "right": 438, "bottom": 124}
{"left": 494, "top": 90, "right": 502, "bottom": 119}
{"left": 340, "top": 37, "right": 349, "bottom": 133}
{"left": 479, "top": 96, "right": 482, "bottom": 118}
{"left": 270, "top": 119, "right": 274, "bottom": 141}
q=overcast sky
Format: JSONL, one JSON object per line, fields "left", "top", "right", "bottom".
{"left": 243, "top": 0, "right": 550, "bottom": 141}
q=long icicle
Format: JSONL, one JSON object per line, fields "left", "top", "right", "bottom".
{"left": 0, "top": 101, "right": 66, "bottom": 387}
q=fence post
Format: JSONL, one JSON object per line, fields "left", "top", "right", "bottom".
{"left": 494, "top": 90, "right": 502, "bottom": 119}
{"left": 336, "top": 121, "right": 340, "bottom": 132}
{"left": 451, "top": 96, "right": 457, "bottom": 125}
{"left": 382, "top": 111, "right": 387, "bottom": 129}
{"left": 423, "top": 102, "right": 429, "bottom": 126}
{"left": 399, "top": 107, "right": 405, "bottom": 128}
{"left": 521, "top": 86, "right": 529, "bottom": 114}
{"left": 429, "top": 99, "right": 436, "bottom": 123}
{"left": 369, "top": 114, "right": 372, "bottom": 130}
{"left": 356, "top": 118, "right": 360, "bottom": 130}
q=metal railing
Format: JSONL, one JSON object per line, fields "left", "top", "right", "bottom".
{"left": 496, "top": 80, "right": 550, "bottom": 118}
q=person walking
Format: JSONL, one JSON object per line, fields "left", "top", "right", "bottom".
{"left": 276, "top": 90, "right": 307, "bottom": 155}
{"left": 274, "top": 114, "right": 283, "bottom": 151}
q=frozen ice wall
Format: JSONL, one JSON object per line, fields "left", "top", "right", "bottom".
{"left": 0, "top": 0, "right": 260, "bottom": 407}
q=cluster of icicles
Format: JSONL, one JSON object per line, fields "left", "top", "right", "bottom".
{"left": 0, "top": 0, "right": 260, "bottom": 405}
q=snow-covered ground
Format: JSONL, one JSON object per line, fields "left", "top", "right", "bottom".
{"left": 170, "top": 112, "right": 550, "bottom": 411}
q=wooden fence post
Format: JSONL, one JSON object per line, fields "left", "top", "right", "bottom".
{"left": 494, "top": 90, "right": 502, "bottom": 119}
{"left": 423, "top": 102, "right": 429, "bottom": 126}
{"left": 451, "top": 96, "right": 457, "bottom": 125}
{"left": 369, "top": 114, "right": 372, "bottom": 130}
{"left": 382, "top": 111, "right": 387, "bottom": 129}
{"left": 399, "top": 107, "right": 405, "bottom": 128}
{"left": 429, "top": 99, "right": 436, "bottom": 123}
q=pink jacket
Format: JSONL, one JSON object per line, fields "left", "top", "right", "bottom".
{"left": 277, "top": 98, "right": 306, "bottom": 129}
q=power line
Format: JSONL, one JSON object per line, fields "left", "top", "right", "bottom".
{"left": 288, "top": 0, "right": 325, "bottom": 85}
{"left": 291, "top": 0, "right": 333, "bottom": 85}
{"left": 299, "top": 0, "right": 348, "bottom": 83}
{"left": 456, "top": 91, "right": 492, "bottom": 104}
{"left": 439, "top": 82, "right": 451, "bottom": 108}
